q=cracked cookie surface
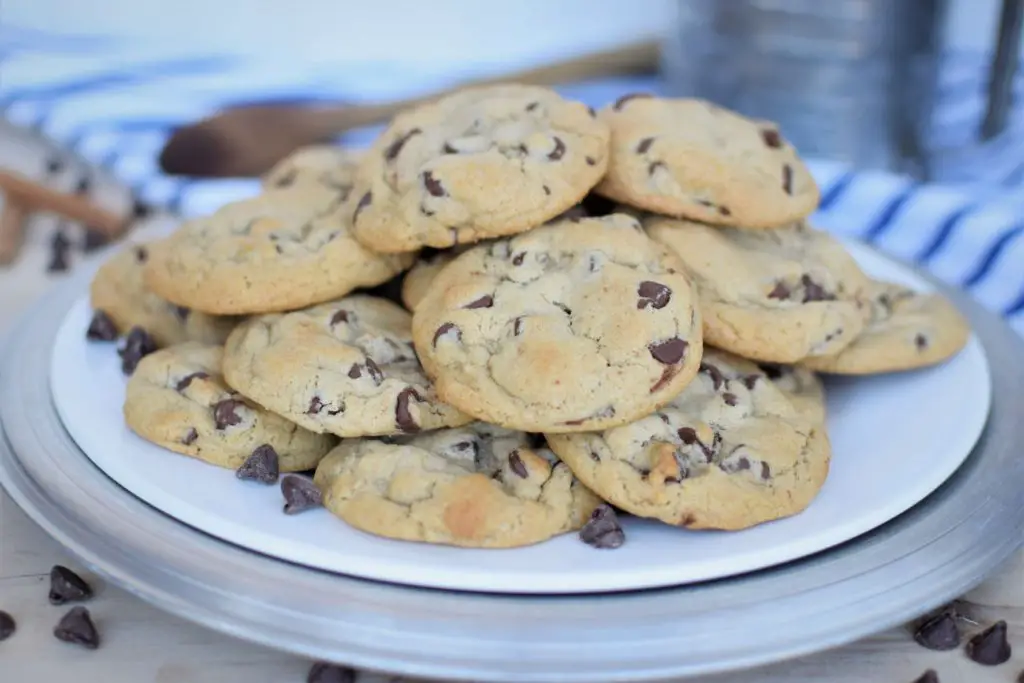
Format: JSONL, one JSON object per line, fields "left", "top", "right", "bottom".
{"left": 412, "top": 213, "right": 703, "bottom": 432}
{"left": 647, "top": 217, "right": 870, "bottom": 363}
{"left": 349, "top": 84, "right": 610, "bottom": 253}
{"left": 546, "top": 348, "right": 830, "bottom": 530}
{"left": 222, "top": 294, "right": 471, "bottom": 438}
{"left": 800, "top": 281, "right": 969, "bottom": 374}
{"left": 124, "top": 343, "right": 335, "bottom": 470}
{"left": 313, "top": 424, "right": 600, "bottom": 548}
{"left": 144, "top": 185, "right": 415, "bottom": 315}
{"left": 595, "top": 96, "right": 819, "bottom": 228}
{"left": 91, "top": 241, "right": 240, "bottom": 347}
{"left": 262, "top": 145, "right": 361, "bottom": 192}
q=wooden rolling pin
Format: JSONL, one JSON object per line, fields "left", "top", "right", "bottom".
{"left": 158, "top": 39, "right": 660, "bottom": 178}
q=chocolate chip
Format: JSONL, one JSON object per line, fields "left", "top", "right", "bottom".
{"left": 649, "top": 338, "right": 688, "bottom": 365}
{"left": 384, "top": 128, "right": 421, "bottom": 161}
{"left": 965, "top": 620, "right": 1011, "bottom": 665}
{"left": 542, "top": 184, "right": 551, "bottom": 195}
{"left": 0, "top": 611, "right": 14, "bottom": 641}
{"left": 589, "top": 449, "right": 601, "bottom": 462}
{"left": 554, "top": 301, "right": 572, "bottom": 316}
{"left": 800, "top": 275, "right": 834, "bottom": 302}
{"left": 741, "top": 375, "right": 759, "bottom": 390}
{"left": 512, "top": 252, "right": 525, "bottom": 266}
{"left": 719, "top": 206, "right": 731, "bottom": 216}
{"left": 700, "top": 362, "right": 725, "bottom": 390}
{"left": 182, "top": 428, "right": 198, "bottom": 445}
{"left": 332, "top": 311, "right": 353, "bottom": 328}
{"left": 579, "top": 505, "right": 625, "bottom": 549}
{"left": 915, "top": 333, "right": 928, "bottom": 350}
{"left": 213, "top": 399, "right": 245, "bottom": 430}
{"left": 49, "top": 566, "right": 92, "bottom": 605}
{"left": 364, "top": 358, "right": 384, "bottom": 384}
{"left": 513, "top": 317, "right": 524, "bottom": 336}
{"left": 307, "top": 662, "right": 356, "bottom": 683}
{"left": 525, "top": 101, "right": 540, "bottom": 112}
{"left": 587, "top": 106, "right": 597, "bottom": 117}
{"left": 353, "top": 191, "right": 372, "bottom": 223}
{"left": 613, "top": 92, "right": 652, "bottom": 110}
{"left": 53, "top": 606, "right": 99, "bottom": 650}
{"left": 912, "top": 612, "right": 960, "bottom": 651}
{"left": 768, "top": 281, "right": 791, "bottom": 300}
{"left": 86, "top": 310, "right": 118, "bottom": 341}
{"left": 236, "top": 444, "right": 279, "bottom": 484}
{"left": 761, "top": 129, "right": 782, "bottom": 148}
{"left": 647, "top": 161, "right": 665, "bottom": 175}
{"left": 395, "top": 387, "right": 423, "bottom": 432}
{"left": 134, "top": 245, "right": 148, "bottom": 262}
{"left": 911, "top": 670, "right": 939, "bottom": 683}
{"left": 172, "top": 305, "right": 190, "bottom": 322}
{"left": 175, "top": 372, "right": 208, "bottom": 392}
{"left": 117, "top": 327, "right": 157, "bottom": 375}
{"left": 760, "top": 462, "right": 771, "bottom": 480}
{"left": 585, "top": 156, "right": 597, "bottom": 165}
{"left": 635, "top": 137, "right": 654, "bottom": 154}
{"left": 464, "top": 294, "right": 493, "bottom": 309}
{"left": 347, "top": 364, "right": 361, "bottom": 379}
{"left": 82, "top": 228, "right": 109, "bottom": 252}
{"left": 423, "top": 171, "right": 446, "bottom": 197}
{"left": 280, "top": 473, "right": 322, "bottom": 515}
{"left": 678, "top": 427, "right": 698, "bottom": 444}
{"left": 782, "top": 164, "right": 793, "bottom": 195}
{"left": 547, "top": 137, "right": 566, "bottom": 161}
{"left": 433, "top": 322, "right": 461, "bottom": 346}
{"left": 508, "top": 450, "right": 529, "bottom": 478}
{"left": 722, "top": 392, "right": 738, "bottom": 406}
{"left": 48, "top": 229, "right": 71, "bottom": 272}
{"left": 758, "top": 363, "right": 784, "bottom": 379}
{"left": 442, "top": 142, "right": 457, "bottom": 154}
{"left": 637, "top": 281, "right": 671, "bottom": 310}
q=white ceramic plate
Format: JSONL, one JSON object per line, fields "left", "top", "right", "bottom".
{"left": 49, "top": 242, "right": 992, "bottom": 595}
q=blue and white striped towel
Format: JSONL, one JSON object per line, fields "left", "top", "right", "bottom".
{"left": 1, "top": 26, "right": 1023, "bottom": 336}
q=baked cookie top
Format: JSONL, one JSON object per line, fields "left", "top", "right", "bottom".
{"left": 144, "top": 185, "right": 415, "bottom": 315}
{"left": 412, "top": 213, "right": 703, "bottom": 432}
{"left": 313, "top": 424, "right": 600, "bottom": 548}
{"left": 595, "top": 96, "right": 819, "bottom": 228}
{"left": 545, "top": 348, "right": 830, "bottom": 531}
{"left": 262, "top": 145, "right": 361, "bottom": 193}
{"left": 800, "top": 281, "right": 970, "bottom": 374}
{"left": 124, "top": 343, "right": 334, "bottom": 471}
{"left": 647, "top": 217, "right": 870, "bottom": 363}
{"left": 400, "top": 247, "right": 466, "bottom": 312}
{"left": 222, "top": 294, "right": 471, "bottom": 438}
{"left": 349, "top": 84, "right": 610, "bottom": 253}
{"left": 757, "top": 362, "right": 827, "bottom": 425}
{"left": 90, "top": 241, "right": 240, "bottom": 348}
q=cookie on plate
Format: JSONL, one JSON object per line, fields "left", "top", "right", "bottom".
{"left": 349, "top": 84, "right": 610, "bottom": 253}
{"left": 647, "top": 217, "right": 870, "bottom": 363}
{"left": 262, "top": 145, "right": 360, "bottom": 193}
{"left": 400, "top": 248, "right": 465, "bottom": 312}
{"left": 756, "top": 362, "right": 827, "bottom": 425}
{"left": 595, "top": 96, "right": 819, "bottom": 228}
{"left": 546, "top": 348, "right": 830, "bottom": 530}
{"left": 145, "top": 185, "right": 415, "bottom": 315}
{"left": 90, "top": 241, "right": 240, "bottom": 347}
{"left": 412, "top": 213, "right": 703, "bottom": 432}
{"left": 313, "top": 424, "right": 600, "bottom": 548}
{"left": 222, "top": 294, "right": 471, "bottom": 437}
{"left": 124, "top": 343, "right": 335, "bottom": 470}
{"left": 800, "top": 281, "right": 969, "bottom": 374}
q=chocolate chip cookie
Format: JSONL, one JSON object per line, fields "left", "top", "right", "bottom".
{"left": 546, "top": 348, "right": 831, "bottom": 530}
{"left": 757, "top": 362, "right": 827, "bottom": 425}
{"left": 313, "top": 424, "right": 600, "bottom": 548}
{"left": 800, "top": 281, "right": 970, "bottom": 374}
{"left": 400, "top": 248, "right": 463, "bottom": 312}
{"left": 349, "top": 84, "right": 610, "bottom": 253}
{"left": 124, "top": 343, "right": 335, "bottom": 470}
{"left": 90, "top": 241, "right": 240, "bottom": 347}
{"left": 144, "top": 185, "right": 415, "bottom": 315}
{"left": 596, "top": 96, "right": 819, "bottom": 228}
{"left": 262, "top": 145, "right": 360, "bottom": 193}
{"left": 647, "top": 217, "right": 870, "bottom": 363}
{"left": 222, "top": 294, "right": 471, "bottom": 437}
{"left": 411, "top": 213, "right": 703, "bottom": 432}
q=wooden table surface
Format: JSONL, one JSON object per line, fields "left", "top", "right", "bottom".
{"left": 0, "top": 134, "right": 1021, "bottom": 682}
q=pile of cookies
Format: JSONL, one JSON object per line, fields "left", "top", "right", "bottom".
{"left": 86, "top": 85, "right": 970, "bottom": 549}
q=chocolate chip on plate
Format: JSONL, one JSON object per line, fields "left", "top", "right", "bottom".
{"left": 579, "top": 504, "right": 625, "bottom": 549}
{"left": 49, "top": 565, "right": 93, "bottom": 605}
{"left": 53, "top": 606, "right": 99, "bottom": 650}
{"left": 118, "top": 326, "right": 157, "bottom": 375}
{"left": 86, "top": 310, "right": 119, "bottom": 342}
{"left": 912, "top": 611, "right": 959, "bottom": 651}
{"left": 307, "top": 661, "right": 355, "bottom": 683}
{"left": 281, "top": 474, "right": 322, "bottom": 515}
{"left": 236, "top": 444, "right": 280, "bottom": 484}
{"left": 965, "top": 620, "right": 1012, "bottom": 665}
{"left": 0, "top": 610, "right": 15, "bottom": 641}
{"left": 911, "top": 670, "right": 939, "bottom": 683}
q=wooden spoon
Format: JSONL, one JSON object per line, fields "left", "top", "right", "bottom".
{"left": 158, "top": 40, "right": 659, "bottom": 179}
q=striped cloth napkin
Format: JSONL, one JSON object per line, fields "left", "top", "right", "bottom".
{"left": 1, "top": 25, "right": 1023, "bottom": 336}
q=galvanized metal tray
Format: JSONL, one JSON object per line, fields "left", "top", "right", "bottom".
{"left": 2, "top": 265, "right": 1023, "bottom": 682}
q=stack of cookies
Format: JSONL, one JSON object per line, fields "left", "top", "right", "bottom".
{"left": 86, "top": 85, "right": 970, "bottom": 549}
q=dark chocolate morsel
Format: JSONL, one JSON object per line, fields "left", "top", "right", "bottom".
{"left": 236, "top": 444, "right": 280, "bottom": 484}
{"left": 53, "top": 607, "right": 99, "bottom": 650}
{"left": 547, "top": 136, "right": 566, "bottom": 161}
{"left": 741, "top": 374, "right": 759, "bottom": 390}
{"left": 648, "top": 338, "right": 688, "bottom": 365}
{"left": 330, "top": 309, "right": 350, "bottom": 326}
{"left": 579, "top": 505, "right": 625, "bottom": 549}
{"left": 86, "top": 310, "right": 119, "bottom": 342}
{"left": 635, "top": 137, "right": 654, "bottom": 154}
{"left": 761, "top": 129, "right": 782, "bottom": 148}
{"left": 464, "top": 294, "right": 494, "bottom": 309}
{"left": 915, "top": 333, "right": 928, "bottom": 350}
{"left": 423, "top": 170, "right": 446, "bottom": 197}
{"left": 118, "top": 327, "right": 157, "bottom": 375}
{"left": 364, "top": 358, "right": 384, "bottom": 385}
{"left": 525, "top": 101, "right": 540, "bottom": 112}
{"left": 395, "top": 387, "right": 423, "bottom": 432}
{"left": 281, "top": 474, "right": 323, "bottom": 515}
{"left": 965, "top": 620, "right": 1012, "bottom": 665}
{"left": 433, "top": 322, "right": 461, "bottom": 346}
{"left": 0, "top": 611, "right": 14, "bottom": 641}
{"left": 508, "top": 450, "right": 529, "bottom": 478}
{"left": 49, "top": 566, "right": 93, "bottom": 605}
{"left": 700, "top": 362, "right": 725, "bottom": 390}
{"left": 800, "top": 274, "right": 834, "bottom": 302}
{"left": 307, "top": 662, "right": 356, "bottom": 683}
{"left": 384, "top": 128, "right": 422, "bottom": 161}
{"left": 352, "top": 191, "right": 372, "bottom": 223}
{"left": 182, "top": 428, "right": 198, "bottom": 445}
{"left": 647, "top": 161, "right": 665, "bottom": 176}
{"left": 912, "top": 612, "right": 960, "bottom": 651}
{"left": 175, "top": 371, "right": 209, "bottom": 392}
{"left": 637, "top": 281, "right": 671, "bottom": 310}
{"left": 213, "top": 399, "right": 245, "bottom": 430}
{"left": 782, "top": 163, "right": 794, "bottom": 195}
{"left": 722, "top": 392, "right": 738, "bottom": 406}
{"left": 585, "top": 156, "right": 597, "bottom": 166}
{"left": 613, "top": 92, "right": 652, "bottom": 110}
{"left": 768, "top": 281, "right": 791, "bottom": 300}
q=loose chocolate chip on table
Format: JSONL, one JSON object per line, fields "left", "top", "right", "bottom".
{"left": 508, "top": 450, "right": 529, "bottom": 478}
{"left": 53, "top": 606, "right": 99, "bottom": 650}
{"left": 118, "top": 326, "right": 157, "bottom": 375}
{"left": 213, "top": 399, "right": 245, "bottom": 430}
{"left": 911, "top": 670, "right": 939, "bottom": 683}
{"left": 782, "top": 163, "right": 793, "bottom": 195}
{"left": 761, "top": 129, "right": 782, "bottom": 148}
{"left": 579, "top": 505, "right": 626, "bottom": 549}
{"left": 422, "top": 170, "right": 446, "bottom": 197}
{"left": 49, "top": 565, "right": 93, "bottom": 605}
{"left": 649, "top": 338, "right": 688, "bottom": 365}
{"left": 965, "top": 620, "right": 1012, "bottom": 665}
{"left": 613, "top": 92, "right": 652, "bottom": 110}
{"left": 395, "top": 387, "right": 423, "bottom": 432}
{"left": 547, "top": 136, "right": 566, "bottom": 161}
{"left": 175, "top": 371, "right": 209, "bottom": 392}
{"left": 637, "top": 281, "right": 671, "bottom": 310}
{"left": 47, "top": 229, "right": 72, "bottom": 273}
{"left": 912, "top": 611, "right": 960, "bottom": 651}
{"left": 86, "top": 310, "right": 119, "bottom": 342}
{"left": 236, "top": 444, "right": 280, "bottom": 484}
{"left": 281, "top": 474, "right": 323, "bottom": 515}
{"left": 0, "top": 610, "right": 15, "bottom": 641}
{"left": 307, "top": 662, "right": 356, "bottom": 683}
